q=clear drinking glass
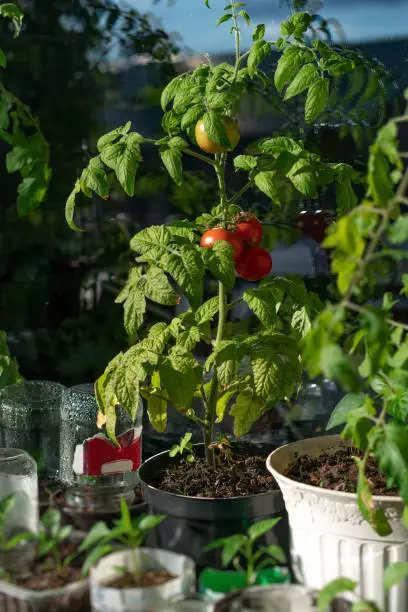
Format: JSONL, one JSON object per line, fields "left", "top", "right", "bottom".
{"left": 0, "top": 448, "right": 38, "bottom": 570}
{"left": 59, "top": 383, "right": 143, "bottom": 511}
{"left": 0, "top": 381, "right": 65, "bottom": 478}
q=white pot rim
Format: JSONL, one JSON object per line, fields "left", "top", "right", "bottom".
{"left": 266, "top": 434, "right": 402, "bottom": 503}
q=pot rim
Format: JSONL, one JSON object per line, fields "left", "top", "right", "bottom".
{"left": 0, "top": 577, "right": 88, "bottom": 599}
{"left": 139, "top": 444, "right": 280, "bottom": 504}
{"left": 266, "top": 434, "right": 402, "bottom": 503}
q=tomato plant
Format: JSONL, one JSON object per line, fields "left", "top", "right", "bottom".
{"left": 65, "top": 0, "right": 371, "bottom": 465}
{"left": 235, "top": 214, "right": 263, "bottom": 247}
{"left": 200, "top": 228, "right": 244, "bottom": 260}
{"left": 235, "top": 247, "right": 272, "bottom": 282}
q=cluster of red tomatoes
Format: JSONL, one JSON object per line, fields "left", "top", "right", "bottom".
{"left": 200, "top": 214, "right": 272, "bottom": 282}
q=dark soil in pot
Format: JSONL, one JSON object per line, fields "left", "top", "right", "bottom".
{"left": 107, "top": 569, "right": 174, "bottom": 589}
{"left": 287, "top": 448, "right": 398, "bottom": 495}
{"left": 8, "top": 542, "right": 82, "bottom": 590}
{"left": 140, "top": 442, "right": 289, "bottom": 572}
{"left": 152, "top": 454, "right": 277, "bottom": 497}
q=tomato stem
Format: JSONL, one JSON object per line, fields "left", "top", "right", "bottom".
{"left": 205, "top": 281, "right": 227, "bottom": 465}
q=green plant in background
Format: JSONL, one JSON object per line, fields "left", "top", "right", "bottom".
{"left": 303, "top": 92, "right": 408, "bottom": 535}
{"left": 317, "top": 562, "right": 408, "bottom": 611}
{"left": 0, "top": 3, "right": 51, "bottom": 216}
{"left": 37, "top": 508, "right": 76, "bottom": 572}
{"left": 79, "top": 497, "right": 165, "bottom": 577}
{"left": 0, "top": 331, "right": 22, "bottom": 389}
{"left": 204, "top": 517, "right": 286, "bottom": 586}
{"left": 66, "top": 0, "right": 381, "bottom": 465}
{"left": 0, "top": 494, "right": 35, "bottom": 580}
{"left": 169, "top": 432, "right": 195, "bottom": 463}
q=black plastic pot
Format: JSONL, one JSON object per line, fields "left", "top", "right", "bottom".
{"left": 139, "top": 443, "right": 290, "bottom": 572}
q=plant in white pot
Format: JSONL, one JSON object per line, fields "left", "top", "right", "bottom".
{"left": 65, "top": 0, "right": 385, "bottom": 570}
{"left": 79, "top": 498, "right": 195, "bottom": 612}
{"left": 267, "top": 94, "right": 408, "bottom": 611}
{"left": 0, "top": 504, "right": 89, "bottom": 612}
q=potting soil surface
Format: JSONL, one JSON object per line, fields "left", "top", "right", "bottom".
{"left": 107, "top": 569, "right": 174, "bottom": 588}
{"left": 13, "top": 564, "right": 82, "bottom": 589}
{"left": 287, "top": 449, "right": 398, "bottom": 495}
{"left": 152, "top": 454, "right": 277, "bottom": 497}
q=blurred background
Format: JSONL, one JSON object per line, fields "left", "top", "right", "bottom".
{"left": 1, "top": 0, "right": 408, "bottom": 387}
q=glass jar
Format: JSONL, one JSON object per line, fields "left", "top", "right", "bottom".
{"left": 0, "top": 381, "right": 65, "bottom": 478}
{"left": 59, "top": 383, "right": 143, "bottom": 511}
{"left": 0, "top": 448, "right": 38, "bottom": 571}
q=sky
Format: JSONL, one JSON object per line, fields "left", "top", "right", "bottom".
{"left": 133, "top": 0, "right": 408, "bottom": 55}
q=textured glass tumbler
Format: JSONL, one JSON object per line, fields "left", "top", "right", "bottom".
{"left": 0, "top": 381, "right": 65, "bottom": 478}
{"left": 0, "top": 448, "right": 38, "bottom": 570}
{"left": 60, "top": 383, "right": 143, "bottom": 511}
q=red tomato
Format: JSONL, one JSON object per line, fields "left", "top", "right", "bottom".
{"left": 235, "top": 246, "right": 272, "bottom": 281}
{"left": 235, "top": 213, "right": 263, "bottom": 247}
{"left": 296, "top": 210, "right": 328, "bottom": 244}
{"left": 200, "top": 228, "right": 244, "bottom": 260}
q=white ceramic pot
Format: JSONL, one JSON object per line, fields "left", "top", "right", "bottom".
{"left": 266, "top": 435, "right": 408, "bottom": 612}
{"left": 0, "top": 577, "right": 89, "bottom": 612}
{"left": 90, "top": 548, "right": 195, "bottom": 612}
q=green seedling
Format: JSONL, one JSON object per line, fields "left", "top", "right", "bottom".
{"left": 169, "top": 432, "right": 195, "bottom": 463}
{"left": 79, "top": 497, "right": 165, "bottom": 578}
{"left": 204, "top": 517, "right": 287, "bottom": 586}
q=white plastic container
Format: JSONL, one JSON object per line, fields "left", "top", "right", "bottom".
{"left": 267, "top": 435, "right": 408, "bottom": 612}
{"left": 90, "top": 548, "right": 195, "bottom": 612}
{"left": 0, "top": 577, "right": 89, "bottom": 612}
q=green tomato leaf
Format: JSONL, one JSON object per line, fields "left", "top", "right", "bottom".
{"left": 305, "top": 77, "right": 329, "bottom": 123}
{"left": 384, "top": 562, "right": 408, "bottom": 591}
{"left": 100, "top": 133, "right": 143, "bottom": 196}
{"left": 317, "top": 578, "right": 357, "bottom": 611}
{"left": 229, "top": 390, "right": 265, "bottom": 437}
{"left": 161, "top": 245, "right": 204, "bottom": 309}
{"left": 358, "top": 464, "right": 392, "bottom": 536}
{"left": 284, "top": 63, "right": 319, "bottom": 100}
{"left": 97, "top": 122, "right": 132, "bottom": 151}
{"left": 252, "top": 24, "right": 266, "bottom": 41}
{"left": 371, "top": 423, "right": 408, "bottom": 505}
{"left": 320, "top": 344, "right": 359, "bottom": 392}
{"left": 65, "top": 180, "right": 83, "bottom": 232}
{"left": 243, "top": 286, "right": 276, "bottom": 326}
{"left": 202, "top": 111, "right": 230, "bottom": 149}
{"left": 261, "top": 136, "right": 303, "bottom": 156}
{"left": 234, "top": 155, "right": 258, "bottom": 171}
{"left": 181, "top": 104, "right": 204, "bottom": 130}
{"left": 160, "top": 147, "right": 183, "bottom": 185}
{"left": 194, "top": 296, "right": 219, "bottom": 324}
{"left": 388, "top": 216, "right": 408, "bottom": 244}
{"left": 216, "top": 388, "right": 235, "bottom": 423}
{"left": 326, "top": 393, "right": 368, "bottom": 430}
{"left": 255, "top": 170, "right": 280, "bottom": 201}
{"left": 216, "top": 13, "right": 232, "bottom": 27}
{"left": 161, "top": 76, "right": 183, "bottom": 111}
{"left": 123, "top": 283, "right": 147, "bottom": 337}
{"left": 145, "top": 266, "right": 179, "bottom": 306}
{"left": 159, "top": 347, "right": 202, "bottom": 410}
{"left": 201, "top": 240, "right": 235, "bottom": 291}
{"left": 274, "top": 47, "right": 307, "bottom": 92}
{"left": 248, "top": 40, "right": 271, "bottom": 78}
{"left": 239, "top": 10, "right": 250, "bottom": 26}
{"left": 0, "top": 3, "right": 23, "bottom": 37}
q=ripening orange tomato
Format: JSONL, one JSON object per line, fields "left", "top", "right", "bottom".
{"left": 195, "top": 117, "right": 240, "bottom": 154}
